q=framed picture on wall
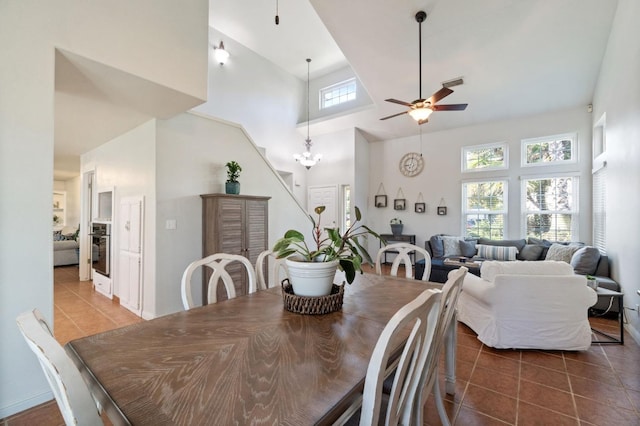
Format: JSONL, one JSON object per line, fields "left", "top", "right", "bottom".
{"left": 415, "top": 203, "right": 426, "bottom": 213}
{"left": 394, "top": 199, "right": 406, "bottom": 210}
{"left": 437, "top": 206, "right": 447, "bottom": 216}
{"left": 375, "top": 195, "right": 387, "bottom": 208}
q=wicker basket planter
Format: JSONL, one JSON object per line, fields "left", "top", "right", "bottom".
{"left": 281, "top": 279, "right": 344, "bottom": 315}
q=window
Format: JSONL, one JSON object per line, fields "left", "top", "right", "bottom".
{"left": 592, "top": 164, "right": 606, "bottom": 253}
{"left": 463, "top": 180, "right": 507, "bottom": 239}
{"left": 462, "top": 142, "right": 507, "bottom": 172}
{"left": 320, "top": 78, "right": 356, "bottom": 109}
{"left": 593, "top": 113, "right": 606, "bottom": 159}
{"left": 522, "top": 175, "right": 578, "bottom": 241}
{"left": 522, "top": 133, "right": 577, "bottom": 166}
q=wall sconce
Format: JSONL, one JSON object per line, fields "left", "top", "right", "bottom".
{"left": 213, "top": 41, "right": 229, "bottom": 65}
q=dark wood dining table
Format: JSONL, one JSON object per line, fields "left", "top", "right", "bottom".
{"left": 65, "top": 273, "right": 455, "bottom": 425}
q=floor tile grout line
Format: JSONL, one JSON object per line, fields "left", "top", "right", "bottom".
{"left": 58, "top": 278, "right": 128, "bottom": 329}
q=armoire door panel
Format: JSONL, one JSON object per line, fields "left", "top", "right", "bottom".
{"left": 201, "top": 194, "right": 270, "bottom": 305}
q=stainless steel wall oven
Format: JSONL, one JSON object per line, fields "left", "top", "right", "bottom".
{"left": 91, "top": 223, "right": 111, "bottom": 277}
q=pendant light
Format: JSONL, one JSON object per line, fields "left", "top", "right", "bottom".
{"left": 294, "top": 58, "right": 322, "bottom": 169}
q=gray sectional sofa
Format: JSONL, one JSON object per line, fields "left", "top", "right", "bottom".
{"left": 54, "top": 240, "right": 80, "bottom": 266}
{"left": 415, "top": 235, "right": 619, "bottom": 313}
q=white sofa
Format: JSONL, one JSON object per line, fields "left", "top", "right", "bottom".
{"left": 458, "top": 260, "right": 598, "bottom": 350}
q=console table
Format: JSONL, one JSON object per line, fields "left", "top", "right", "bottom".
{"left": 379, "top": 234, "right": 416, "bottom": 264}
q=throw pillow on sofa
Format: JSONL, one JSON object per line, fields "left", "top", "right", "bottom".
{"left": 545, "top": 243, "right": 581, "bottom": 263}
{"left": 459, "top": 240, "right": 477, "bottom": 257}
{"left": 570, "top": 246, "right": 601, "bottom": 275}
{"left": 518, "top": 244, "right": 544, "bottom": 261}
{"left": 429, "top": 235, "right": 445, "bottom": 257}
{"left": 476, "top": 244, "right": 518, "bottom": 261}
{"left": 441, "top": 236, "right": 463, "bottom": 257}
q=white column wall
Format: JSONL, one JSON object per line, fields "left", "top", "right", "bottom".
{"left": 592, "top": 0, "right": 640, "bottom": 342}
{"left": 0, "top": 0, "right": 207, "bottom": 417}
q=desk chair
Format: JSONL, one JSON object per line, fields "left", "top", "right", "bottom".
{"left": 255, "top": 249, "right": 288, "bottom": 289}
{"left": 181, "top": 253, "right": 257, "bottom": 310}
{"left": 375, "top": 243, "right": 432, "bottom": 281}
{"left": 16, "top": 309, "right": 103, "bottom": 426}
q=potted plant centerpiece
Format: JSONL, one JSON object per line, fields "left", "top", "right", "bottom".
{"left": 225, "top": 161, "right": 242, "bottom": 194}
{"left": 273, "top": 206, "right": 383, "bottom": 297}
{"left": 390, "top": 218, "right": 403, "bottom": 236}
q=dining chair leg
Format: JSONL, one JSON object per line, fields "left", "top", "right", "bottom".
{"left": 433, "top": 374, "right": 451, "bottom": 426}
{"left": 444, "top": 313, "right": 457, "bottom": 395}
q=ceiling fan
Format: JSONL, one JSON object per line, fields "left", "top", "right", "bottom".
{"left": 380, "top": 11, "right": 468, "bottom": 125}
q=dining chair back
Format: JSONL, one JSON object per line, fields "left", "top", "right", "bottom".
{"left": 412, "top": 266, "right": 468, "bottom": 426}
{"left": 181, "top": 253, "right": 257, "bottom": 310}
{"left": 16, "top": 309, "right": 103, "bottom": 426}
{"left": 375, "top": 243, "right": 432, "bottom": 281}
{"left": 359, "top": 289, "right": 442, "bottom": 425}
{"left": 255, "top": 250, "right": 288, "bottom": 289}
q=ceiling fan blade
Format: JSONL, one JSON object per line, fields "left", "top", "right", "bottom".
{"left": 385, "top": 98, "right": 414, "bottom": 107}
{"left": 427, "top": 87, "right": 453, "bottom": 105}
{"left": 380, "top": 111, "right": 409, "bottom": 121}
{"left": 432, "top": 103, "right": 468, "bottom": 111}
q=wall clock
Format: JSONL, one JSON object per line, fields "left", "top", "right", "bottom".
{"left": 399, "top": 152, "right": 424, "bottom": 177}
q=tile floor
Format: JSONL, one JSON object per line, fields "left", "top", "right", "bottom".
{"left": 3, "top": 265, "right": 639, "bottom": 425}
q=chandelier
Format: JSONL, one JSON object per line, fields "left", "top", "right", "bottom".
{"left": 294, "top": 58, "right": 322, "bottom": 169}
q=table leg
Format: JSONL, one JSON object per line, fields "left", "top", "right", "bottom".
{"left": 444, "top": 312, "right": 457, "bottom": 395}
{"left": 619, "top": 295, "right": 624, "bottom": 345}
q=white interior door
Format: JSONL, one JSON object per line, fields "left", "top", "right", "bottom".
{"left": 118, "top": 196, "right": 143, "bottom": 315}
{"left": 308, "top": 185, "right": 338, "bottom": 231}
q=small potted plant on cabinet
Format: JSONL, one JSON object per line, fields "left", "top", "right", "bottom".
{"left": 225, "top": 161, "right": 242, "bottom": 194}
{"left": 273, "top": 206, "right": 383, "bottom": 297}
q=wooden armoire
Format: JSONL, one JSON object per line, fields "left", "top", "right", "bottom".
{"left": 200, "top": 194, "right": 270, "bottom": 303}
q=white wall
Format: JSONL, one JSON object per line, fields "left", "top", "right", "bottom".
{"left": 592, "top": 0, "right": 640, "bottom": 342}
{"left": 367, "top": 107, "right": 592, "bottom": 253}
{"left": 192, "top": 28, "right": 308, "bottom": 204}
{"left": 81, "top": 120, "right": 158, "bottom": 318}
{"left": 155, "top": 112, "right": 312, "bottom": 315}
{"left": 0, "top": 0, "right": 207, "bottom": 417}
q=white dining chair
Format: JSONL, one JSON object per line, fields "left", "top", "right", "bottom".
{"left": 255, "top": 249, "right": 288, "bottom": 289}
{"left": 375, "top": 243, "right": 432, "bottom": 281}
{"left": 181, "top": 253, "right": 257, "bottom": 310}
{"left": 412, "top": 266, "right": 468, "bottom": 426}
{"left": 335, "top": 289, "right": 442, "bottom": 425}
{"left": 16, "top": 309, "right": 103, "bottom": 426}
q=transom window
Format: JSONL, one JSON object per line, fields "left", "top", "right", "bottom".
{"left": 462, "top": 142, "right": 508, "bottom": 172}
{"left": 522, "top": 133, "right": 577, "bottom": 166}
{"left": 462, "top": 180, "right": 507, "bottom": 239}
{"left": 320, "top": 78, "right": 356, "bottom": 109}
{"left": 522, "top": 175, "right": 578, "bottom": 241}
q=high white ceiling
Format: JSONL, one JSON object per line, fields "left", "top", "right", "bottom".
{"left": 211, "top": 0, "right": 618, "bottom": 141}
{"left": 54, "top": 0, "right": 618, "bottom": 179}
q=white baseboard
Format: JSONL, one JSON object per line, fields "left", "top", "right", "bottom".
{"left": 0, "top": 390, "right": 53, "bottom": 419}
{"left": 625, "top": 323, "right": 640, "bottom": 346}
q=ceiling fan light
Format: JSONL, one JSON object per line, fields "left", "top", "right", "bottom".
{"left": 408, "top": 107, "right": 433, "bottom": 122}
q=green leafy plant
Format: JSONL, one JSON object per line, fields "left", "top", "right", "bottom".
{"left": 390, "top": 218, "right": 402, "bottom": 224}
{"left": 225, "top": 161, "right": 242, "bottom": 183}
{"left": 273, "top": 206, "right": 383, "bottom": 284}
